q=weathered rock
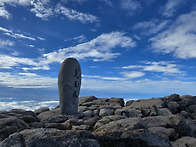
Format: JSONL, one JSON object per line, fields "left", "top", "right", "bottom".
{"left": 167, "top": 101, "right": 180, "bottom": 114}
{"left": 63, "top": 118, "right": 83, "bottom": 130}
{"left": 143, "top": 116, "right": 172, "bottom": 128}
{"left": 168, "top": 114, "right": 196, "bottom": 137}
{"left": 1, "top": 109, "right": 38, "bottom": 123}
{"left": 78, "top": 106, "right": 89, "bottom": 113}
{"left": 157, "top": 108, "right": 172, "bottom": 116}
{"left": 37, "top": 110, "right": 60, "bottom": 122}
{"left": 99, "top": 108, "right": 114, "bottom": 117}
{"left": 81, "top": 98, "right": 109, "bottom": 107}
{"left": 178, "top": 95, "right": 196, "bottom": 111}
{"left": 108, "top": 97, "right": 124, "bottom": 107}
{"left": 58, "top": 58, "right": 81, "bottom": 115}
{"left": 48, "top": 115, "right": 68, "bottom": 123}
{"left": 125, "top": 99, "right": 135, "bottom": 106}
{"left": 44, "top": 123, "right": 65, "bottom": 130}
{"left": 149, "top": 127, "right": 176, "bottom": 140}
{"left": 72, "top": 125, "right": 90, "bottom": 131}
{"left": 0, "top": 128, "right": 100, "bottom": 147}
{"left": 93, "top": 117, "right": 171, "bottom": 147}
{"left": 79, "top": 96, "right": 97, "bottom": 105}
{"left": 0, "top": 117, "right": 29, "bottom": 141}
{"left": 83, "top": 117, "right": 100, "bottom": 128}
{"left": 83, "top": 110, "right": 93, "bottom": 118}
{"left": 172, "top": 136, "right": 196, "bottom": 147}
{"left": 35, "top": 107, "right": 50, "bottom": 115}
{"left": 129, "top": 98, "right": 166, "bottom": 110}
{"left": 166, "top": 93, "right": 181, "bottom": 102}
{"left": 94, "top": 115, "right": 126, "bottom": 129}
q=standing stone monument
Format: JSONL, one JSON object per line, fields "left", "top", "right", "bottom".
{"left": 58, "top": 58, "right": 81, "bottom": 115}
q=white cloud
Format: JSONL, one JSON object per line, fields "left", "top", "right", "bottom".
{"left": 0, "top": 38, "right": 14, "bottom": 47}
{"left": 30, "top": 0, "right": 53, "bottom": 20}
{"left": 122, "top": 61, "right": 184, "bottom": 74}
{"left": 133, "top": 19, "right": 169, "bottom": 35}
{"left": 83, "top": 75, "right": 125, "bottom": 81}
{"left": 55, "top": 4, "right": 99, "bottom": 23}
{"left": 0, "top": 72, "right": 57, "bottom": 88}
{"left": 82, "top": 78, "right": 196, "bottom": 96}
{"left": 150, "top": 11, "right": 196, "bottom": 59}
{"left": 160, "top": 0, "right": 186, "bottom": 17}
{"left": 120, "top": 71, "right": 145, "bottom": 79}
{"left": 0, "top": 55, "right": 48, "bottom": 70}
{"left": 120, "top": 0, "right": 141, "bottom": 15}
{"left": 0, "top": 6, "right": 11, "bottom": 19}
{"left": 0, "top": 26, "right": 36, "bottom": 41}
{"left": 0, "top": 100, "right": 59, "bottom": 111}
{"left": 43, "top": 31, "right": 136, "bottom": 62}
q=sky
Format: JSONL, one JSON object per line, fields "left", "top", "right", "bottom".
{"left": 0, "top": 0, "right": 196, "bottom": 109}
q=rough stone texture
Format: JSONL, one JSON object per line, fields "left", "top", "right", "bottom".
{"left": 0, "top": 128, "right": 100, "bottom": 147}
{"left": 58, "top": 58, "right": 81, "bottom": 115}
{"left": 129, "top": 98, "right": 166, "bottom": 109}
{"left": 0, "top": 109, "right": 38, "bottom": 123}
{"left": 172, "top": 136, "right": 196, "bottom": 147}
{"left": 93, "top": 117, "right": 171, "bottom": 147}
{"left": 79, "top": 96, "right": 97, "bottom": 105}
{"left": 99, "top": 108, "right": 114, "bottom": 117}
{"left": 108, "top": 97, "right": 124, "bottom": 107}
{"left": 35, "top": 107, "right": 50, "bottom": 115}
{"left": 125, "top": 99, "right": 135, "bottom": 106}
{"left": 1, "top": 94, "right": 196, "bottom": 146}
{"left": 0, "top": 117, "right": 29, "bottom": 141}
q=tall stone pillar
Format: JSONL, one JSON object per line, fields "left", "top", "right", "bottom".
{"left": 58, "top": 58, "right": 81, "bottom": 115}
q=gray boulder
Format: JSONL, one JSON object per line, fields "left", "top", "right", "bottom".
{"left": 79, "top": 96, "right": 97, "bottom": 105}
{"left": 99, "top": 108, "right": 114, "bottom": 117}
{"left": 125, "top": 99, "right": 134, "bottom": 106}
{"left": 35, "top": 107, "right": 50, "bottom": 115}
{"left": 0, "top": 117, "right": 29, "bottom": 141}
{"left": 0, "top": 128, "right": 100, "bottom": 147}
{"left": 108, "top": 97, "right": 124, "bottom": 107}
{"left": 93, "top": 117, "right": 171, "bottom": 147}
{"left": 172, "top": 136, "right": 196, "bottom": 147}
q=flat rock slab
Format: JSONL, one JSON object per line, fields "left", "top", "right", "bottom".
{"left": 58, "top": 58, "right": 81, "bottom": 115}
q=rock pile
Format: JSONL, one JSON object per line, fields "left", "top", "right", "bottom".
{"left": 0, "top": 94, "right": 196, "bottom": 147}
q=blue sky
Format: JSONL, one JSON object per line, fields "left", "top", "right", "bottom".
{"left": 0, "top": 0, "right": 196, "bottom": 102}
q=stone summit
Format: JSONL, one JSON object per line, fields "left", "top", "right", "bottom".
{"left": 0, "top": 58, "right": 196, "bottom": 146}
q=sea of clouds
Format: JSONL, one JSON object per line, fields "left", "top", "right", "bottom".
{"left": 0, "top": 100, "right": 59, "bottom": 111}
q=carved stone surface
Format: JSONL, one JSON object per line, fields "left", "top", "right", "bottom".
{"left": 58, "top": 58, "right": 81, "bottom": 115}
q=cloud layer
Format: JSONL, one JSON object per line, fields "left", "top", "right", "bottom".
{"left": 150, "top": 11, "right": 196, "bottom": 59}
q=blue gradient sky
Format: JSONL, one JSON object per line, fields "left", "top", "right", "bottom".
{"left": 0, "top": 0, "right": 196, "bottom": 101}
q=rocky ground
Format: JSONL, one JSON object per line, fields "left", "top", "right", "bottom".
{"left": 0, "top": 94, "right": 196, "bottom": 147}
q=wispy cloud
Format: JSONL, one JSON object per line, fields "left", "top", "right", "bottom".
{"left": 0, "top": 6, "right": 11, "bottom": 19}
{"left": 133, "top": 19, "right": 169, "bottom": 35}
{"left": 120, "top": 0, "right": 142, "bottom": 15}
{"left": 150, "top": 11, "right": 196, "bottom": 59}
{"left": 43, "top": 31, "right": 136, "bottom": 62}
{"left": 30, "top": 0, "right": 53, "bottom": 20}
{"left": 0, "top": 0, "right": 99, "bottom": 24}
{"left": 55, "top": 4, "right": 99, "bottom": 23}
{"left": 0, "top": 55, "right": 48, "bottom": 70}
{"left": 0, "top": 26, "right": 36, "bottom": 41}
{"left": 0, "top": 72, "right": 57, "bottom": 88}
{"left": 0, "top": 38, "right": 14, "bottom": 47}
{"left": 122, "top": 61, "right": 184, "bottom": 75}
{"left": 120, "top": 71, "right": 145, "bottom": 79}
{"left": 160, "top": 0, "right": 187, "bottom": 17}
